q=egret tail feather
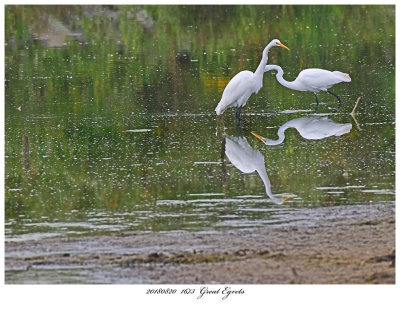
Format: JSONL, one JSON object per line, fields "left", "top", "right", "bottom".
{"left": 332, "top": 71, "right": 351, "bottom": 82}
{"left": 215, "top": 103, "right": 224, "bottom": 115}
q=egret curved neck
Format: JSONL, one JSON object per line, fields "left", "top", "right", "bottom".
{"left": 265, "top": 65, "right": 304, "bottom": 91}
{"left": 263, "top": 125, "right": 288, "bottom": 145}
{"left": 256, "top": 164, "right": 283, "bottom": 204}
{"left": 254, "top": 42, "right": 276, "bottom": 77}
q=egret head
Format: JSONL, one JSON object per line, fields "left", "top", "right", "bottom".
{"left": 271, "top": 195, "right": 291, "bottom": 205}
{"left": 271, "top": 39, "right": 290, "bottom": 50}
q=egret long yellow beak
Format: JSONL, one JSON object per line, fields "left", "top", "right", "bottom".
{"left": 251, "top": 132, "right": 265, "bottom": 142}
{"left": 278, "top": 42, "right": 290, "bottom": 50}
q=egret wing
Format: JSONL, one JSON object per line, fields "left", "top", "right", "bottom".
{"left": 297, "top": 69, "right": 349, "bottom": 91}
{"left": 220, "top": 70, "right": 253, "bottom": 103}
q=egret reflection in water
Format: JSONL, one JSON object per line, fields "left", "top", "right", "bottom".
{"left": 251, "top": 116, "right": 352, "bottom": 146}
{"left": 223, "top": 134, "right": 287, "bottom": 204}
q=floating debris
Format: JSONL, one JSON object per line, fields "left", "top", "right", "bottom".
{"left": 193, "top": 161, "right": 221, "bottom": 165}
{"left": 279, "top": 109, "right": 313, "bottom": 114}
{"left": 188, "top": 193, "right": 225, "bottom": 197}
{"left": 361, "top": 189, "right": 395, "bottom": 195}
{"left": 122, "top": 129, "right": 152, "bottom": 133}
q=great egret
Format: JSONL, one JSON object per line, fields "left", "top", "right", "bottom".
{"left": 224, "top": 134, "right": 288, "bottom": 204}
{"left": 215, "top": 39, "right": 289, "bottom": 121}
{"left": 264, "top": 65, "right": 351, "bottom": 111}
{"left": 251, "top": 116, "right": 352, "bottom": 145}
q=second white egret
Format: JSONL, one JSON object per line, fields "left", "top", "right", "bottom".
{"left": 264, "top": 65, "right": 351, "bottom": 111}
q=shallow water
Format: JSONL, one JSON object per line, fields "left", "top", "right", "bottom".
{"left": 5, "top": 5, "right": 395, "bottom": 241}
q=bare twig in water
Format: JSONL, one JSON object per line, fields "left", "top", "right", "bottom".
{"left": 350, "top": 96, "right": 363, "bottom": 131}
{"left": 351, "top": 96, "right": 362, "bottom": 116}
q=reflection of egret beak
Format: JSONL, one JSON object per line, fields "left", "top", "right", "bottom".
{"left": 278, "top": 42, "right": 290, "bottom": 50}
{"left": 251, "top": 132, "right": 265, "bottom": 142}
{"left": 283, "top": 196, "right": 291, "bottom": 202}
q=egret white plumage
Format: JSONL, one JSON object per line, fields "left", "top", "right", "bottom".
{"left": 215, "top": 39, "right": 289, "bottom": 121}
{"left": 264, "top": 65, "right": 351, "bottom": 111}
{"left": 224, "top": 134, "right": 288, "bottom": 204}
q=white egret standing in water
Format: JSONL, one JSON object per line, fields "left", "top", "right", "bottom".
{"left": 264, "top": 65, "right": 351, "bottom": 111}
{"left": 251, "top": 116, "right": 352, "bottom": 145}
{"left": 215, "top": 39, "right": 289, "bottom": 121}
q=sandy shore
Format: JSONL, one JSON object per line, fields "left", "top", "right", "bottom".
{"left": 5, "top": 203, "right": 395, "bottom": 284}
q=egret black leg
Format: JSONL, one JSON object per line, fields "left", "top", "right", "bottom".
{"left": 235, "top": 106, "right": 247, "bottom": 124}
{"left": 327, "top": 90, "right": 342, "bottom": 111}
{"left": 314, "top": 93, "right": 320, "bottom": 112}
{"left": 235, "top": 106, "right": 241, "bottom": 120}
{"left": 236, "top": 123, "right": 243, "bottom": 136}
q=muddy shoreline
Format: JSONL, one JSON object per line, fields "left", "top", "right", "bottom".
{"left": 5, "top": 203, "right": 395, "bottom": 284}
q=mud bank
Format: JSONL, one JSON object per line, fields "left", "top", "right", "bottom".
{"left": 5, "top": 203, "right": 395, "bottom": 284}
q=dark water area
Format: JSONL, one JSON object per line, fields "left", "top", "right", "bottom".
{"left": 5, "top": 5, "right": 395, "bottom": 241}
